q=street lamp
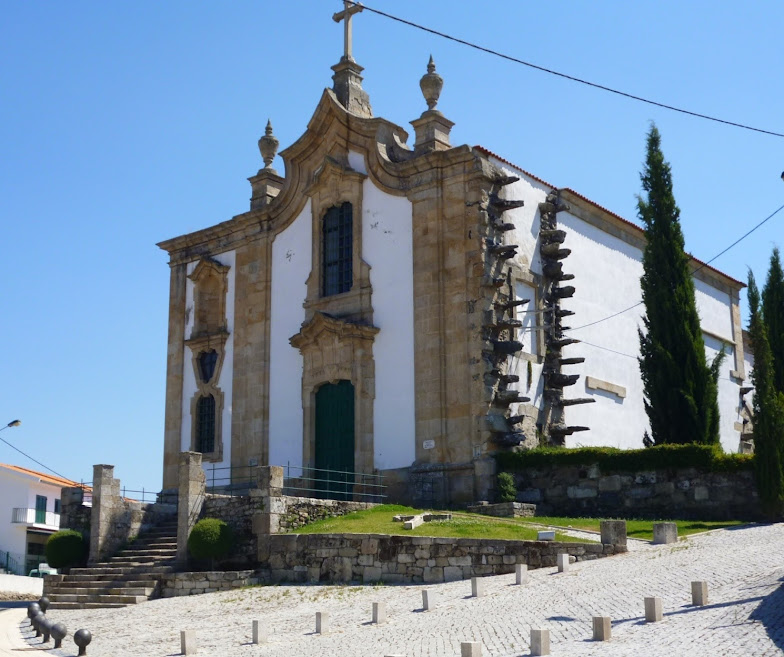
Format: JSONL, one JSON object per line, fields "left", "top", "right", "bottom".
{"left": 0, "top": 420, "right": 20, "bottom": 432}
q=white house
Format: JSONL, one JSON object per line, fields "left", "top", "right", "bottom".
{"left": 0, "top": 463, "right": 84, "bottom": 575}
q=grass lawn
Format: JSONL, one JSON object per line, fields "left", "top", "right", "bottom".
{"left": 291, "top": 504, "right": 587, "bottom": 542}
{"left": 512, "top": 516, "right": 746, "bottom": 541}
{"left": 290, "top": 505, "right": 747, "bottom": 542}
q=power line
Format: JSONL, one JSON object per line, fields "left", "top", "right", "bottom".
{"left": 0, "top": 434, "right": 74, "bottom": 483}
{"left": 565, "top": 201, "right": 784, "bottom": 332}
{"left": 355, "top": 2, "right": 784, "bottom": 138}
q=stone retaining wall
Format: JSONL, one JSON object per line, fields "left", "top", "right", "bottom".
{"left": 258, "top": 533, "right": 623, "bottom": 584}
{"left": 161, "top": 570, "right": 258, "bottom": 597}
{"left": 507, "top": 465, "right": 759, "bottom": 520}
{"left": 202, "top": 495, "right": 259, "bottom": 567}
{"left": 279, "top": 498, "right": 375, "bottom": 532}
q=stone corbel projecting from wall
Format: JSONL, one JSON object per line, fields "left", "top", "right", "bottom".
{"left": 585, "top": 376, "right": 626, "bottom": 400}
{"left": 290, "top": 312, "right": 379, "bottom": 475}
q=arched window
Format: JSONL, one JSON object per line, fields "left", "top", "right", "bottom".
{"left": 322, "top": 202, "right": 353, "bottom": 297}
{"left": 196, "top": 394, "right": 216, "bottom": 454}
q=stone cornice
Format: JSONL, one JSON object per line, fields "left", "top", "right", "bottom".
{"left": 289, "top": 311, "right": 379, "bottom": 350}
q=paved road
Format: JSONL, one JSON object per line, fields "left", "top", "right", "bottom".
{"left": 5, "top": 523, "right": 783, "bottom": 656}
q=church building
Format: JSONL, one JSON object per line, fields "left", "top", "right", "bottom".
{"left": 158, "top": 6, "right": 748, "bottom": 506}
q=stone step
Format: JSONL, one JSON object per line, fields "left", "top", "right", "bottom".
{"left": 48, "top": 593, "right": 148, "bottom": 604}
{"left": 48, "top": 579, "right": 159, "bottom": 590}
{"left": 69, "top": 565, "right": 174, "bottom": 576}
{"left": 48, "top": 602, "right": 128, "bottom": 610}
{"left": 56, "top": 573, "right": 164, "bottom": 583}
{"left": 47, "top": 586, "right": 156, "bottom": 597}
{"left": 108, "top": 554, "right": 176, "bottom": 564}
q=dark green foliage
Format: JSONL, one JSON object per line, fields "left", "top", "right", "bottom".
{"left": 496, "top": 472, "right": 517, "bottom": 502}
{"left": 762, "top": 247, "right": 784, "bottom": 393}
{"left": 44, "top": 530, "right": 86, "bottom": 568}
{"left": 496, "top": 444, "right": 753, "bottom": 474}
{"left": 636, "top": 125, "right": 724, "bottom": 446}
{"left": 748, "top": 271, "right": 784, "bottom": 518}
{"left": 187, "top": 518, "right": 234, "bottom": 560}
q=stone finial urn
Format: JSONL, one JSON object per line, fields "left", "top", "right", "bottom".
{"left": 419, "top": 55, "right": 443, "bottom": 112}
{"left": 258, "top": 119, "right": 279, "bottom": 170}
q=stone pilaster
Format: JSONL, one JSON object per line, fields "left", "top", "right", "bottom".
{"left": 89, "top": 464, "right": 120, "bottom": 564}
{"left": 177, "top": 452, "right": 206, "bottom": 568}
{"left": 162, "top": 263, "right": 188, "bottom": 490}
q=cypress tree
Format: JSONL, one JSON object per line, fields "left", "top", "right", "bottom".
{"left": 762, "top": 247, "right": 784, "bottom": 393}
{"left": 748, "top": 271, "right": 784, "bottom": 518}
{"left": 637, "top": 124, "right": 724, "bottom": 446}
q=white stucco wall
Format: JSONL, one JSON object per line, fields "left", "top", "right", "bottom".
{"left": 489, "top": 155, "right": 743, "bottom": 451}
{"left": 181, "top": 250, "right": 236, "bottom": 472}
{"left": 268, "top": 201, "right": 311, "bottom": 470}
{"left": 361, "top": 169, "right": 416, "bottom": 470}
{"left": 0, "top": 469, "right": 64, "bottom": 573}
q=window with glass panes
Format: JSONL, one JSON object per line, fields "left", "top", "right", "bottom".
{"left": 322, "top": 202, "right": 353, "bottom": 296}
{"left": 196, "top": 394, "right": 216, "bottom": 453}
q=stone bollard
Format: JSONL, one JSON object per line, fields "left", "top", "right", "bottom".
{"left": 592, "top": 616, "right": 612, "bottom": 641}
{"left": 644, "top": 597, "right": 663, "bottom": 622}
{"left": 32, "top": 612, "right": 44, "bottom": 638}
{"left": 74, "top": 629, "right": 92, "bottom": 657}
{"left": 180, "top": 630, "right": 196, "bottom": 655}
{"left": 251, "top": 620, "right": 267, "bottom": 644}
{"left": 316, "top": 611, "right": 329, "bottom": 634}
{"left": 557, "top": 553, "right": 570, "bottom": 573}
{"left": 422, "top": 589, "right": 433, "bottom": 611}
{"left": 26, "top": 602, "right": 40, "bottom": 626}
{"left": 372, "top": 602, "right": 387, "bottom": 624}
{"left": 461, "top": 641, "right": 482, "bottom": 656}
{"left": 41, "top": 617, "right": 52, "bottom": 643}
{"left": 652, "top": 522, "right": 678, "bottom": 544}
{"left": 51, "top": 623, "right": 67, "bottom": 649}
{"left": 691, "top": 581, "right": 709, "bottom": 606}
{"left": 530, "top": 628, "right": 550, "bottom": 656}
{"left": 600, "top": 520, "right": 627, "bottom": 550}
{"left": 471, "top": 577, "right": 485, "bottom": 598}
{"left": 37, "top": 597, "right": 50, "bottom": 614}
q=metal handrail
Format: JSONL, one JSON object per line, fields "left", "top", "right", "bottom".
{"left": 0, "top": 549, "right": 24, "bottom": 576}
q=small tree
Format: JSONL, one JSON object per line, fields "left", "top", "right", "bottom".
{"left": 45, "top": 530, "right": 87, "bottom": 569}
{"left": 187, "top": 518, "right": 233, "bottom": 568}
{"left": 762, "top": 247, "right": 784, "bottom": 393}
{"left": 637, "top": 124, "right": 724, "bottom": 446}
{"left": 496, "top": 472, "right": 517, "bottom": 503}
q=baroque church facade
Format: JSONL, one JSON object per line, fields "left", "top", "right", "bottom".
{"left": 158, "top": 17, "right": 749, "bottom": 506}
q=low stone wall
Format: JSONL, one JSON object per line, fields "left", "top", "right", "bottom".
{"left": 467, "top": 501, "right": 536, "bottom": 517}
{"left": 279, "top": 497, "right": 375, "bottom": 532}
{"left": 59, "top": 487, "right": 91, "bottom": 537}
{"left": 258, "top": 533, "right": 623, "bottom": 584}
{"left": 508, "top": 465, "right": 759, "bottom": 520}
{"left": 161, "top": 570, "right": 258, "bottom": 597}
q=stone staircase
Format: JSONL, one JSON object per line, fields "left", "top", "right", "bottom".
{"left": 45, "top": 519, "right": 177, "bottom": 609}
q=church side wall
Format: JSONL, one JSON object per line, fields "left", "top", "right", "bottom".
{"left": 181, "top": 250, "right": 236, "bottom": 471}
{"left": 268, "top": 201, "right": 312, "bottom": 470}
{"left": 361, "top": 177, "right": 416, "bottom": 470}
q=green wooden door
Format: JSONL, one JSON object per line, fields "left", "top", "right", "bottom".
{"left": 35, "top": 496, "right": 47, "bottom": 524}
{"left": 315, "top": 380, "right": 355, "bottom": 500}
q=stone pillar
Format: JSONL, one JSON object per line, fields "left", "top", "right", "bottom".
{"left": 600, "top": 520, "right": 627, "bottom": 551}
{"left": 177, "top": 452, "right": 206, "bottom": 568}
{"left": 89, "top": 464, "right": 120, "bottom": 564}
{"left": 252, "top": 465, "right": 285, "bottom": 564}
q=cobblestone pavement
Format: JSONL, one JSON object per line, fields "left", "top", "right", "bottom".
{"left": 10, "top": 524, "right": 784, "bottom": 657}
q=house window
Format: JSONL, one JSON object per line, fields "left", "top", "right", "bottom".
{"left": 322, "top": 202, "right": 353, "bottom": 297}
{"left": 54, "top": 499, "right": 61, "bottom": 514}
{"left": 196, "top": 394, "right": 216, "bottom": 453}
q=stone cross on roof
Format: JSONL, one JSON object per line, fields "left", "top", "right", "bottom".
{"left": 333, "top": 0, "right": 364, "bottom": 61}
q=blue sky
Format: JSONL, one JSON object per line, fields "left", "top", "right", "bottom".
{"left": 2, "top": 1, "right": 782, "bottom": 493}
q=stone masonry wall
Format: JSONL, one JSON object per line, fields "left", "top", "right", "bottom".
{"left": 278, "top": 497, "right": 375, "bottom": 532}
{"left": 258, "top": 533, "right": 623, "bottom": 585}
{"left": 59, "top": 487, "right": 91, "bottom": 537}
{"left": 161, "top": 570, "right": 258, "bottom": 597}
{"left": 508, "top": 465, "right": 759, "bottom": 521}
{"left": 201, "top": 494, "right": 259, "bottom": 568}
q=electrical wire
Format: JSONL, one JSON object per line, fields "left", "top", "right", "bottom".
{"left": 0, "top": 434, "right": 74, "bottom": 483}
{"left": 353, "top": 1, "right": 784, "bottom": 138}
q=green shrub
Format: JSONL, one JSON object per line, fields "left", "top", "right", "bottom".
{"left": 496, "top": 443, "right": 753, "bottom": 474}
{"left": 497, "top": 472, "right": 517, "bottom": 502}
{"left": 45, "top": 530, "right": 86, "bottom": 568}
{"left": 187, "top": 518, "right": 233, "bottom": 561}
